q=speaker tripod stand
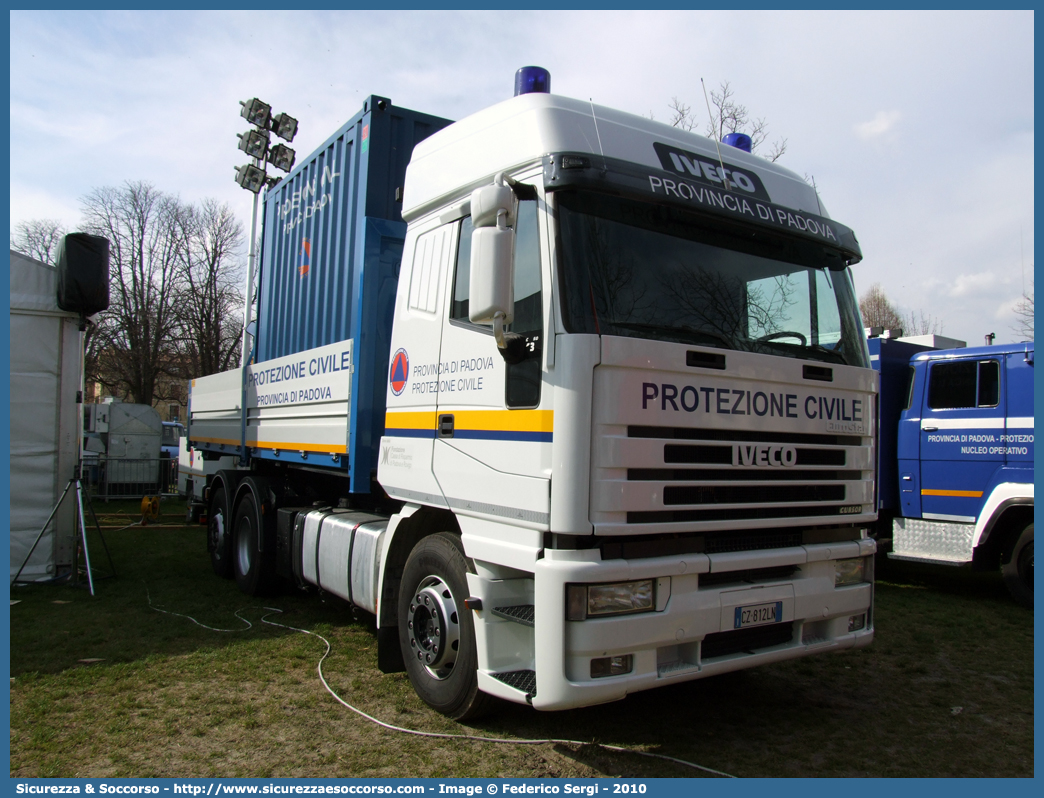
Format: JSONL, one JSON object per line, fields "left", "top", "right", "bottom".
{"left": 11, "top": 465, "right": 116, "bottom": 595}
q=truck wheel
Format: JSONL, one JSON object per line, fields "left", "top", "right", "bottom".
{"left": 398, "top": 533, "right": 494, "bottom": 720}
{"left": 208, "top": 485, "right": 233, "bottom": 578}
{"left": 1001, "top": 522, "right": 1033, "bottom": 608}
{"left": 232, "top": 488, "right": 278, "bottom": 596}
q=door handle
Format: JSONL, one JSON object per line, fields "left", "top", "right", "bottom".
{"left": 438, "top": 414, "right": 455, "bottom": 438}
{"left": 922, "top": 426, "right": 938, "bottom": 432}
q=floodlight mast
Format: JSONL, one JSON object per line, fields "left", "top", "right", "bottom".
{"left": 235, "top": 98, "right": 298, "bottom": 367}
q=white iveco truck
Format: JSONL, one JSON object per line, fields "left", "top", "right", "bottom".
{"left": 188, "top": 67, "right": 876, "bottom": 718}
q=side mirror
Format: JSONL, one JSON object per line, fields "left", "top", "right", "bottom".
{"left": 468, "top": 180, "right": 515, "bottom": 349}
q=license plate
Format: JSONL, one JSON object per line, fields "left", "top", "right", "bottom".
{"left": 734, "top": 601, "right": 782, "bottom": 629}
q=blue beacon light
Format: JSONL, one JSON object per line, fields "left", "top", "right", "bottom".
{"left": 722, "top": 132, "right": 752, "bottom": 153}
{"left": 514, "top": 66, "right": 551, "bottom": 96}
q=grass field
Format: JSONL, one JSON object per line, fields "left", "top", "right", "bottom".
{"left": 9, "top": 499, "right": 1034, "bottom": 778}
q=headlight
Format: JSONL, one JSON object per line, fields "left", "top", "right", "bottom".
{"left": 566, "top": 580, "right": 654, "bottom": 620}
{"left": 835, "top": 557, "right": 866, "bottom": 586}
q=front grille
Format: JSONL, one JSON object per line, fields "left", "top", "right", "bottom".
{"left": 615, "top": 424, "right": 863, "bottom": 525}
{"left": 701, "top": 622, "right": 794, "bottom": 659}
{"left": 663, "top": 484, "right": 844, "bottom": 506}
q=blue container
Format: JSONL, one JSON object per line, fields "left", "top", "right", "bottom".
{"left": 868, "top": 337, "right": 935, "bottom": 511}
{"left": 255, "top": 96, "right": 452, "bottom": 491}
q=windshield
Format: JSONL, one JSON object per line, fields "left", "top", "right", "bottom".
{"left": 556, "top": 190, "right": 868, "bottom": 368}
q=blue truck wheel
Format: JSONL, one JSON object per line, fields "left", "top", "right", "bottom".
{"left": 1002, "top": 522, "right": 1033, "bottom": 608}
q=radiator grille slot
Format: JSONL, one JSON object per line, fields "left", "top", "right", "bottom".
{"left": 704, "top": 529, "right": 803, "bottom": 552}
{"left": 630, "top": 426, "right": 861, "bottom": 446}
{"left": 629, "top": 468, "right": 860, "bottom": 483}
{"left": 628, "top": 505, "right": 847, "bottom": 525}
{"left": 701, "top": 622, "right": 794, "bottom": 659}
{"left": 599, "top": 525, "right": 856, "bottom": 561}
{"left": 698, "top": 565, "right": 798, "bottom": 588}
{"left": 664, "top": 444, "right": 845, "bottom": 467}
{"left": 663, "top": 483, "right": 844, "bottom": 506}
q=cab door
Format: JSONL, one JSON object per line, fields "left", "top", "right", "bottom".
{"left": 431, "top": 193, "right": 552, "bottom": 528}
{"left": 896, "top": 362, "right": 923, "bottom": 517}
{"left": 378, "top": 220, "right": 453, "bottom": 505}
{"left": 919, "top": 357, "right": 1004, "bottom": 520}
{"left": 1003, "top": 350, "right": 1034, "bottom": 472}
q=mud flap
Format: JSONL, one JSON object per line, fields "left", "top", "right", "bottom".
{"left": 377, "top": 625, "right": 405, "bottom": 673}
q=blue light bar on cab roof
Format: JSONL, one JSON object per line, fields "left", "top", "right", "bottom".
{"left": 722, "top": 132, "right": 752, "bottom": 152}
{"left": 515, "top": 66, "right": 551, "bottom": 96}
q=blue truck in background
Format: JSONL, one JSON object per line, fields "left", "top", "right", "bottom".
{"left": 869, "top": 333, "right": 1034, "bottom": 606}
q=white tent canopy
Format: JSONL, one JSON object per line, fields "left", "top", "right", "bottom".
{"left": 10, "top": 250, "right": 82, "bottom": 580}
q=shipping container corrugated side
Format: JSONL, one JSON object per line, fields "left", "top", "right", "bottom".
{"left": 869, "top": 337, "right": 934, "bottom": 512}
{"left": 255, "top": 95, "right": 452, "bottom": 491}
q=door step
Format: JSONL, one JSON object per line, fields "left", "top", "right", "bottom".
{"left": 491, "top": 669, "right": 536, "bottom": 700}
{"left": 491, "top": 604, "right": 534, "bottom": 627}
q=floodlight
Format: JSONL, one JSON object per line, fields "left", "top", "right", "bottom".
{"left": 240, "top": 98, "right": 272, "bottom": 128}
{"left": 237, "top": 129, "right": 270, "bottom": 160}
{"left": 234, "top": 163, "right": 266, "bottom": 193}
{"left": 269, "top": 143, "right": 296, "bottom": 173}
{"left": 271, "top": 112, "right": 298, "bottom": 142}
{"left": 265, "top": 176, "right": 282, "bottom": 190}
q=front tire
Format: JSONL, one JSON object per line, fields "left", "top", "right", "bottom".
{"left": 1001, "top": 522, "right": 1033, "bottom": 608}
{"left": 208, "top": 485, "right": 233, "bottom": 578}
{"left": 398, "top": 533, "right": 493, "bottom": 720}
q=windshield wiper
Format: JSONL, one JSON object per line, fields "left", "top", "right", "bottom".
{"left": 750, "top": 337, "right": 849, "bottom": 365}
{"left": 805, "top": 343, "right": 848, "bottom": 364}
{"left": 609, "top": 322, "right": 734, "bottom": 350}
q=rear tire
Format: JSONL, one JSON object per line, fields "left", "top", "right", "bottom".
{"left": 232, "top": 487, "right": 278, "bottom": 596}
{"left": 208, "top": 485, "right": 233, "bottom": 578}
{"left": 398, "top": 533, "right": 494, "bottom": 721}
{"left": 1001, "top": 522, "right": 1033, "bottom": 608}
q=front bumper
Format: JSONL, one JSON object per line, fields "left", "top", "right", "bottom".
{"left": 503, "top": 538, "right": 874, "bottom": 711}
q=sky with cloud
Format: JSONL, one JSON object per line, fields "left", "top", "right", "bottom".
{"left": 9, "top": 9, "right": 1034, "bottom": 347}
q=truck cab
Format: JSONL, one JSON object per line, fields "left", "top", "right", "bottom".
{"left": 190, "top": 70, "right": 879, "bottom": 717}
{"left": 874, "top": 336, "right": 1034, "bottom": 605}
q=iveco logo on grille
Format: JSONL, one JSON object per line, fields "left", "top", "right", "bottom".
{"left": 733, "top": 444, "right": 797, "bottom": 467}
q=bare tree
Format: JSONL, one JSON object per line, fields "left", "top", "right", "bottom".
{"left": 904, "top": 309, "right": 942, "bottom": 336}
{"left": 174, "top": 198, "right": 245, "bottom": 378}
{"left": 1012, "top": 277, "right": 1033, "bottom": 340}
{"left": 10, "top": 218, "right": 68, "bottom": 265}
{"left": 705, "top": 81, "right": 787, "bottom": 163}
{"left": 80, "top": 181, "right": 187, "bottom": 406}
{"left": 859, "top": 283, "right": 904, "bottom": 331}
{"left": 667, "top": 97, "right": 698, "bottom": 131}
{"left": 660, "top": 81, "right": 787, "bottom": 162}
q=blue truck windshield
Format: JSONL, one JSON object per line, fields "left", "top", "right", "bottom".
{"left": 556, "top": 190, "right": 868, "bottom": 368}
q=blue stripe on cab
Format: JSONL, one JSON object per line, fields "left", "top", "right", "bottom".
{"left": 385, "top": 428, "right": 436, "bottom": 439}
{"left": 454, "top": 430, "right": 553, "bottom": 443}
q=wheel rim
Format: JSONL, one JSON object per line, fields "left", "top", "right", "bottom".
{"left": 236, "top": 515, "right": 253, "bottom": 575}
{"left": 406, "top": 575, "right": 461, "bottom": 679}
{"left": 209, "top": 510, "right": 225, "bottom": 557}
